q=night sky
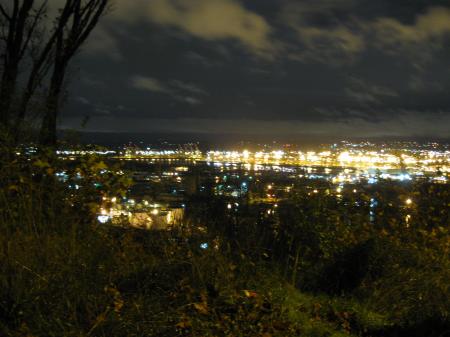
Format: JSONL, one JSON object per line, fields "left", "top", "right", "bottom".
{"left": 60, "top": 0, "right": 450, "bottom": 140}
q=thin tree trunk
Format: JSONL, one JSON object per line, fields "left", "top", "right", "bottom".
{"left": 38, "top": 0, "right": 109, "bottom": 146}
{"left": 0, "top": 0, "right": 39, "bottom": 129}
{"left": 291, "top": 245, "right": 301, "bottom": 286}
{"left": 14, "top": 1, "right": 74, "bottom": 139}
{"left": 14, "top": 37, "right": 57, "bottom": 141}
{"left": 40, "top": 61, "right": 66, "bottom": 146}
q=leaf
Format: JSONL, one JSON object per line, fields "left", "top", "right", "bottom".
{"left": 113, "top": 298, "right": 124, "bottom": 313}
{"left": 8, "top": 185, "right": 18, "bottom": 191}
{"left": 176, "top": 320, "right": 191, "bottom": 329}
{"left": 244, "top": 290, "right": 258, "bottom": 298}
{"left": 92, "top": 161, "right": 108, "bottom": 171}
{"left": 193, "top": 302, "right": 209, "bottom": 315}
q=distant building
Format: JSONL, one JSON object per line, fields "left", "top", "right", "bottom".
{"left": 129, "top": 207, "right": 184, "bottom": 230}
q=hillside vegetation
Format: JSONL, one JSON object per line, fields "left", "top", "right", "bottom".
{"left": 1, "top": 150, "right": 449, "bottom": 336}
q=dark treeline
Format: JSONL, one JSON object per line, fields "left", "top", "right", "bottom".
{"left": 0, "top": 0, "right": 109, "bottom": 146}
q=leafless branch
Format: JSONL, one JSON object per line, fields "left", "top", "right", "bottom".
{"left": 0, "top": 4, "right": 11, "bottom": 21}
{"left": 19, "top": 1, "right": 47, "bottom": 60}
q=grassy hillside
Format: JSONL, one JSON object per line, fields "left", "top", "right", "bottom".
{"left": 1, "top": 151, "right": 448, "bottom": 336}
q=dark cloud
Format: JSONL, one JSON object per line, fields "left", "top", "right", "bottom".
{"left": 57, "top": 0, "right": 450, "bottom": 139}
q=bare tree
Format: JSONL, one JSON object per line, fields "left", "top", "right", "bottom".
{"left": 0, "top": 0, "right": 45, "bottom": 130}
{"left": 13, "top": 0, "right": 76, "bottom": 139}
{"left": 0, "top": 0, "right": 110, "bottom": 145}
{"left": 39, "top": 0, "right": 110, "bottom": 146}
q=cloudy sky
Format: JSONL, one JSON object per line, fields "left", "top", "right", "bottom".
{"left": 61, "top": 0, "right": 450, "bottom": 140}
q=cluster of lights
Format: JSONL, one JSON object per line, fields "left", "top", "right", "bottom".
{"left": 124, "top": 149, "right": 202, "bottom": 159}
{"left": 97, "top": 196, "right": 184, "bottom": 228}
{"left": 205, "top": 148, "right": 449, "bottom": 180}
{"left": 54, "top": 144, "right": 449, "bottom": 182}
{"left": 57, "top": 150, "right": 116, "bottom": 156}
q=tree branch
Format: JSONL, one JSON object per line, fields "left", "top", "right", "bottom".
{"left": 19, "top": 0, "right": 47, "bottom": 60}
{"left": 0, "top": 4, "right": 11, "bottom": 21}
{"left": 71, "top": 0, "right": 108, "bottom": 57}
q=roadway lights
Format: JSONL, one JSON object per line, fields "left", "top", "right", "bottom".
{"left": 405, "top": 198, "right": 413, "bottom": 205}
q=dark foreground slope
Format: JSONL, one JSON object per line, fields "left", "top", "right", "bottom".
{"left": 1, "top": 151, "right": 449, "bottom": 337}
